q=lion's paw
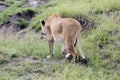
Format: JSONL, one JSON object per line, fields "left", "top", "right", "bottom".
{"left": 46, "top": 55, "right": 52, "bottom": 59}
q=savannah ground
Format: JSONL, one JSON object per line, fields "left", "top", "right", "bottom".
{"left": 0, "top": 0, "right": 120, "bottom": 80}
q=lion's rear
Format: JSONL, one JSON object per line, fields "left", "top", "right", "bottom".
{"left": 61, "top": 18, "right": 81, "bottom": 40}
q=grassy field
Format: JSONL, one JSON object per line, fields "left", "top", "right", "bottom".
{"left": 0, "top": 0, "right": 120, "bottom": 80}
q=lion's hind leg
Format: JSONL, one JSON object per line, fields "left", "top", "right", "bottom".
{"left": 65, "top": 40, "right": 79, "bottom": 63}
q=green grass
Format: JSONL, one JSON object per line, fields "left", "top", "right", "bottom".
{"left": 0, "top": 0, "right": 120, "bottom": 80}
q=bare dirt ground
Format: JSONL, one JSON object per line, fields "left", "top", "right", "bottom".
{"left": 0, "top": 53, "right": 62, "bottom": 80}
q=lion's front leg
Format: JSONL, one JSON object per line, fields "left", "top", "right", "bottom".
{"left": 47, "top": 38, "right": 54, "bottom": 59}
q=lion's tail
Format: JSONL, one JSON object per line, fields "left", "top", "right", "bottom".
{"left": 76, "top": 30, "right": 85, "bottom": 59}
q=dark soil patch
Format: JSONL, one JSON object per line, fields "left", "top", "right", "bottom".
{"left": 0, "top": 9, "right": 35, "bottom": 34}
{"left": 75, "top": 17, "right": 95, "bottom": 32}
{"left": 10, "top": 9, "right": 35, "bottom": 22}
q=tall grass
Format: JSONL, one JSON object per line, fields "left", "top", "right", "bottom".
{"left": 0, "top": 31, "right": 63, "bottom": 59}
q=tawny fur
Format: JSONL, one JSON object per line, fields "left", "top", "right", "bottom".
{"left": 41, "top": 14, "right": 85, "bottom": 63}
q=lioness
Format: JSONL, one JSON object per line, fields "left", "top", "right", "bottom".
{"left": 41, "top": 14, "right": 86, "bottom": 63}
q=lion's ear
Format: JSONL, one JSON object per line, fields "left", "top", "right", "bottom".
{"left": 41, "top": 20, "right": 45, "bottom": 26}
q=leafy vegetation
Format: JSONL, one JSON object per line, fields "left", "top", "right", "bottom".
{"left": 0, "top": 0, "right": 120, "bottom": 80}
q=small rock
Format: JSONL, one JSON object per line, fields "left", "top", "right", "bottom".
{"left": 29, "top": 0, "right": 38, "bottom": 8}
